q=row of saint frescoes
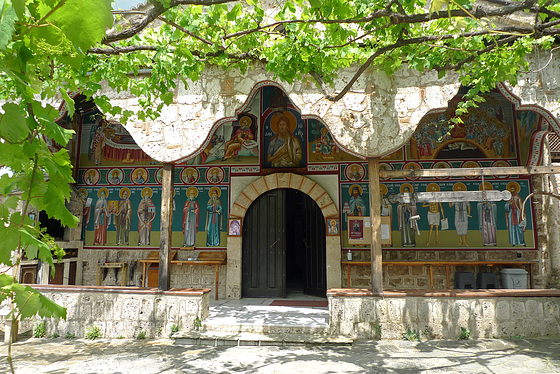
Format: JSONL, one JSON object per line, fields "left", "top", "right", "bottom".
{"left": 79, "top": 186, "right": 224, "bottom": 247}
{"left": 345, "top": 180, "right": 528, "bottom": 247}
{"left": 82, "top": 167, "right": 226, "bottom": 186}
{"left": 341, "top": 161, "right": 516, "bottom": 184}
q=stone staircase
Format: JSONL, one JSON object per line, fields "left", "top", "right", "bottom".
{"left": 173, "top": 304, "right": 353, "bottom": 347}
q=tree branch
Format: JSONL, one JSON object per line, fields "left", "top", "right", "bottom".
{"left": 103, "top": 0, "right": 238, "bottom": 44}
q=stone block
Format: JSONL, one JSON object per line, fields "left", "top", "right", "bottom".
{"left": 450, "top": 300, "right": 470, "bottom": 326}
{"left": 236, "top": 193, "right": 252, "bottom": 209}
{"left": 264, "top": 174, "right": 278, "bottom": 190}
{"left": 543, "top": 300, "right": 560, "bottom": 319}
{"left": 308, "top": 184, "right": 326, "bottom": 201}
{"left": 525, "top": 300, "right": 544, "bottom": 320}
{"left": 417, "top": 251, "right": 437, "bottom": 261}
{"left": 388, "top": 266, "right": 410, "bottom": 276}
{"left": 355, "top": 322, "right": 376, "bottom": 339}
{"left": 411, "top": 265, "right": 426, "bottom": 276}
{"left": 387, "top": 298, "right": 405, "bottom": 323}
{"left": 321, "top": 204, "right": 339, "bottom": 219}
{"left": 375, "top": 300, "right": 388, "bottom": 323}
{"left": 381, "top": 322, "right": 403, "bottom": 340}
{"left": 277, "top": 173, "right": 290, "bottom": 188}
{"left": 402, "top": 277, "right": 415, "bottom": 288}
{"left": 289, "top": 173, "right": 304, "bottom": 190}
{"left": 511, "top": 301, "right": 526, "bottom": 320}
{"left": 250, "top": 179, "right": 267, "bottom": 195}
{"left": 495, "top": 300, "right": 510, "bottom": 321}
{"left": 299, "top": 178, "right": 316, "bottom": 195}
{"left": 402, "top": 298, "right": 417, "bottom": 323}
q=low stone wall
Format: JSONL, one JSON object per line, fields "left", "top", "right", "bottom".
{"left": 328, "top": 289, "right": 560, "bottom": 340}
{"left": 19, "top": 285, "right": 210, "bottom": 339}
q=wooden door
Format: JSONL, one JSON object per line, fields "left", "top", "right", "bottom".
{"left": 302, "top": 194, "right": 326, "bottom": 296}
{"left": 242, "top": 189, "right": 286, "bottom": 297}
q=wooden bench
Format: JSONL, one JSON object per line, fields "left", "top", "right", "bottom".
{"left": 342, "top": 260, "right": 537, "bottom": 290}
{"left": 139, "top": 251, "right": 227, "bottom": 299}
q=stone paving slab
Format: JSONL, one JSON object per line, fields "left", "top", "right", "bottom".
{"left": 0, "top": 337, "right": 559, "bottom": 373}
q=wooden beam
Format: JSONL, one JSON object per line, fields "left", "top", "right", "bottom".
{"left": 368, "top": 158, "right": 383, "bottom": 294}
{"left": 158, "top": 163, "right": 174, "bottom": 291}
{"left": 380, "top": 165, "right": 560, "bottom": 179}
{"left": 390, "top": 190, "right": 512, "bottom": 203}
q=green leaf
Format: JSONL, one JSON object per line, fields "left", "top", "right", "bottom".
{"left": 0, "top": 102, "right": 29, "bottom": 142}
{"left": 429, "top": 0, "right": 446, "bottom": 13}
{"left": 59, "top": 89, "right": 75, "bottom": 118}
{"left": 11, "top": 0, "right": 23, "bottom": 18}
{"left": 41, "top": 0, "right": 114, "bottom": 53}
{"left": 0, "top": 0, "right": 17, "bottom": 51}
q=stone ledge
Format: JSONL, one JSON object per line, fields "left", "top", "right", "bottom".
{"left": 327, "top": 288, "right": 560, "bottom": 298}
{"left": 31, "top": 284, "right": 211, "bottom": 296}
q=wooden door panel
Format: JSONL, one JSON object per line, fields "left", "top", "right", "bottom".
{"left": 303, "top": 194, "right": 326, "bottom": 297}
{"left": 242, "top": 190, "right": 286, "bottom": 297}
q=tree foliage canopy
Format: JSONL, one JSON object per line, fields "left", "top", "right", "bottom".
{"left": 89, "top": 0, "right": 560, "bottom": 120}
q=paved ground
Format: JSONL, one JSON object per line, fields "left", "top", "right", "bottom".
{"left": 1, "top": 337, "right": 559, "bottom": 373}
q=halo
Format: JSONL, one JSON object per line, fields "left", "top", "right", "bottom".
{"left": 182, "top": 167, "right": 198, "bottom": 183}
{"left": 78, "top": 188, "right": 87, "bottom": 198}
{"left": 270, "top": 111, "right": 297, "bottom": 134}
{"left": 111, "top": 169, "right": 120, "bottom": 177}
{"left": 141, "top": 187, "right": 153, "bottom": 198}
{"left": 400, "top": 183, "right": 413, "bottom": 194}
{"left": 453, "top": 182, "right": 467, "bottom": 192}
{"left": 239, "top": 116, "right": 251, "bottom": 129}
{"left": 426, "top": 183, "right": 440, "bottom": 192}
{"left": 320, "top": 127, "right": 329, "bottom": 135}
{"left": 462, "top": 161, "right": 480, "bottom": 169}
{"left": 479, "top": 182, "right": 493, "bottom": 191}
{"left": 186, "top": 186, "right": 199, "bottom": 198}
{"left": 379, "top": 184, "right": 388, "bottom": 195}
{"left": 348, "top": 184, "right": 363, "bottom": 196}
{"left": 209, "top": 187, "right": 221, "bottom": 198}
{"left": 506, "top": 181, "right": 520, "bottom": 194}
{"left": 133, "top": 168, "right": 147, "bottom": 183}
{"left": 351, "top": 164, "right": 359, "bottom": 171}
{"left": 98, "top": 188, "right": 108, "bottom": 198}
{"left": 119, "top": 187, "right": 131, "bottom": 199}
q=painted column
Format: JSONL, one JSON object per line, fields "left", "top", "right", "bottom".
{"left": 159, "top": 163, "right": 174, "bottom": 291}
{"left": 368, "top": 158, "right": 383, "bottom": 293}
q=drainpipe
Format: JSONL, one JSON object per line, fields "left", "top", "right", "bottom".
{"left": 368, "top": 158, "right": 383, "bottom": 293}
{"left": 159, "top": 163, "right": 174, "bottom": 291}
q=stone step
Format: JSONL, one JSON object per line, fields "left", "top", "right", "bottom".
{"left": 201, "top": 320, "right": 329, "bottom": 335}
{"left": 173, "top": 330, "right": 354, "bottom": 347}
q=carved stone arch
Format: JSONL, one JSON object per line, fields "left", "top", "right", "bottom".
{"left": 225, "top": 172, "right": 341, "bottom": 299}
{"left": 230, "top": 173, "right": 339, "bottom": 220}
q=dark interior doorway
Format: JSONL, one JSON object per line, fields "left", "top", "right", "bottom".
{"left": 242, "top": 188, "right": 326, "bottom": 298}
{"left": 38, "top": 210, "right": 65, "bottom": 240}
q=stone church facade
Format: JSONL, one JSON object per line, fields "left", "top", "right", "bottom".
{"left": 22, "top": 57, "right": 560, "bottom": 298}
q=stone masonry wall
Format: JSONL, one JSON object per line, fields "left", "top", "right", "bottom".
{"left": 17, "top": 286, "right": 210, "bottom": 339}
{"left": 328, "top": 291, "right": 560, "bottom": 340}
{"left": 80, "top": 249, "right": 226, "bottom": 300}
{"left": 345, "top": 250, "right": 538, "bottom": 290}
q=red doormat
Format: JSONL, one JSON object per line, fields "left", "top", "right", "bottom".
{"left": 269, "top": 300, "right": 328, "bottom": 307}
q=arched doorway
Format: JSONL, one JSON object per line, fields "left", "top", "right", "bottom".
{"left": 241, "top": 188, "right": 326, "bottom": 298}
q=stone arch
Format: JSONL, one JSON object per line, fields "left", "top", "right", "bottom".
{"left": 225, "top": 173, "right": 341, "bottom": 299}
{"left": 230, "top": 173, "right": 339, "bottom": 220}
